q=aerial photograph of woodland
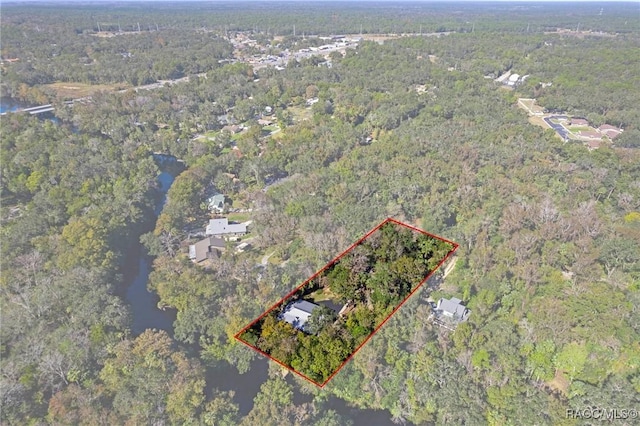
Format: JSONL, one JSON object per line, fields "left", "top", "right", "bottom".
{"left": 237, "top": 219, "right": 457, "bottom": 386}
{"left": 1, "top": 0, "right": 639, "bottom": 425}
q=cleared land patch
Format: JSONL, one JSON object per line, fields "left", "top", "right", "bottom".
{"left": 44, "top": 82, "right": 129, "bottom": 99}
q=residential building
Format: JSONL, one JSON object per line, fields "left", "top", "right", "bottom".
{"left": 280, "top": 300, "right": 320, "bottom": 331}
{"left": 206, "top": 194, "right": 226, "bottom": 213}
{"left": 222, "top": 124, "right": 242, "bottom": 134}
{"left": 189, "top": 236, "right": 226, "bottom": 263}
{"left": 570, "top": 118, "right": 589, "bottom": 126}
{"left": 599, "top": 124, "right": 622, "bottom": 139}
{"left": 507, "top": 73, "right": 520, "bottom": 86}
{"left": 436, "top": 297, "right": 471, "bottom": 323}
{"left": 205, "top": 218, "right": 247, "bottom": 237}
{"left": 587, "top": 140, "right": 602, "bottom": 151}
{"left": 579, "top": 130, "right": 602, "bottom": 140}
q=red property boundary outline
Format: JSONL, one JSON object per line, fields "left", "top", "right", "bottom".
{"left": 234, "top": 217, "right": 459, "bottom": 388}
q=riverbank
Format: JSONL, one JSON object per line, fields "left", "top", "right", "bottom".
{"left": 0, "top": 97, "right": 27, "bottom": 113}
{"left": 123, "top": 157, "right": 183, "bottom": 336}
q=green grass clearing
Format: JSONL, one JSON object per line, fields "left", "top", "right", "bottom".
{"left": 306, "top": 288, "right": 340, "bottom": 303}
{"left": 567, "top": 126, "right": 592, "bottom": 132}
{"left": 287, "top": 105, "right": 313, "bottom": 122}
{"left": 227, "top": 212, "right": 251, "bottom": 222}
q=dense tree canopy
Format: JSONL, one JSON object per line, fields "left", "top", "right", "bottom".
{"left": 2, "top": 1, "right": 639, "bottom": 424}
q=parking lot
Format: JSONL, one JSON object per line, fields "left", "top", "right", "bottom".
{"left": 543, "top": 116, "right": 570, "bottom": 140}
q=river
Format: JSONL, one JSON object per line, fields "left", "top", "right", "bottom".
{"left": 125, "top": 165, "right": 177, "bottom": 335}
{"left": 125, "top": 154, "right": 397, "bottom": 425}
{"left": 0, "top": 97, "right": 27, "bottom": 113}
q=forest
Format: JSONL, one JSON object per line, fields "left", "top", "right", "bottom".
{"left": 1, "top": 1, "right": 639, "bottom": 425}
{"left": 238, "top": 220, "right": 456, "bottom": 385}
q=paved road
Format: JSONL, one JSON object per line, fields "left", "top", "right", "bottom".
{"left": 544, "top": 116, "right": 570, "bottom": 140}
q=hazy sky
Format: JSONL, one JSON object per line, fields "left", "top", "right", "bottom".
{"left": 5, "top": 0, "right": 639, "bottom": 3}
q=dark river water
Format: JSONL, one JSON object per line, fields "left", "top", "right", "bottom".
{"left": 0, "top": 98, "right": 26, "bottom": 113}
{"left": 125, "top": 170, "right": 176, "bottom": 335}
{"left": 125, "top": 155, "right": 397, "bottom": 424}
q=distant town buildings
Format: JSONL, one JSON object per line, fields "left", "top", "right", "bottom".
{"left": 517, "top": 98, "right": 624, "bottom": 149}
{"left": 495, "top": 70, "right": 529, "bottom": 87}
{"left": 598, "top": 124, "right": 623, "bottom": 140}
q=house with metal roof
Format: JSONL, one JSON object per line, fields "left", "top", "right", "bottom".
{"left": 280, "top": 300, "right": 320, "bottom": 331}
{"left": 435, "top": 297, "right": 471, "bottom": 323}
{"left": 206, "top": 194, "right": 226, "bottom": 213}
{"left": 205, "top": 218, "right": 247, "bottom": 237}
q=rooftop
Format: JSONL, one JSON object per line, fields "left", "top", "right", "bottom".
{"left": 280, "top": 300, "right": 320, "bottom": 331}
{"left": 436, "top": 297, "right": 471, "bottom": 323}
{"left": 207, "top": 194, "right": 225, "bottom": 212}
{"left": 189, "top": 236, "right": 226, "bottom": 263}
{"left": 206, "top": 218, "right": 247, "bottom": 236}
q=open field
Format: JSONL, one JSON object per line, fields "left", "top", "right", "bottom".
{"left": 288, "top": 105, "right": 313, "bottom": 122}
{"left": 226, "top": 212, "right": 251, "bottom": 223}
{"left": 567, "top": 126, "right": 591, "bottom": 132}
{"left": 528, "top": 115, "right": 549, "bottom": 130}
{"left": 44, "top": 82, "right": 129, "bottom": 99}
{"left": 517, "top": 98, "right": 545, "bottom": 115}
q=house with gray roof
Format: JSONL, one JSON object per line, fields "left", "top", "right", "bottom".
{"left": 205, "top": 218, "right": 247, "bottom": 237}
{"left": 435, "top": 297, "right": 471, "bottom": 324}
{"left": 280, "top": 300, "right": 320, "bottom": 331}
{"left": 189, "top": 236, "right": 226, "bottom": 263}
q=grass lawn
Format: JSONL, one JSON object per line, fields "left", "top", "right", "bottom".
{"left": 528, "top": 115, "right": 548, "bottom": 129}
{"left": 517, "top": 98, "right": 545, "bottom": 115}
{"left": 518, "top": 98, "right": 534, "bottom": 109}
{"left": 227, "top": 212, "right": 251, "bottom": 222}
{"left": 268, "top": 252, "right": 284, "bottom": 265}
{"left": 287, "top": 105, "right": 313, "bottom": 122}
{"left": 306, "top": 287, "right": 340, "bottom": 303}
{"left": 567, "top": 126, "right": 592, "bottom": 132}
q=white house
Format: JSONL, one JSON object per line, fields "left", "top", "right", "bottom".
{"left": 280, "top": 300, "right": 320, "bottom": 331}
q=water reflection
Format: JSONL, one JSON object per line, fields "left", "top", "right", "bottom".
{"left": 207, "top": 359, "right": 270, "bottom": 416}
{"left": 125, "top": 165, "right": 177, "bottom": 335}
{"left": 125, "top": 255, "right": 175, "bottom": 335}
